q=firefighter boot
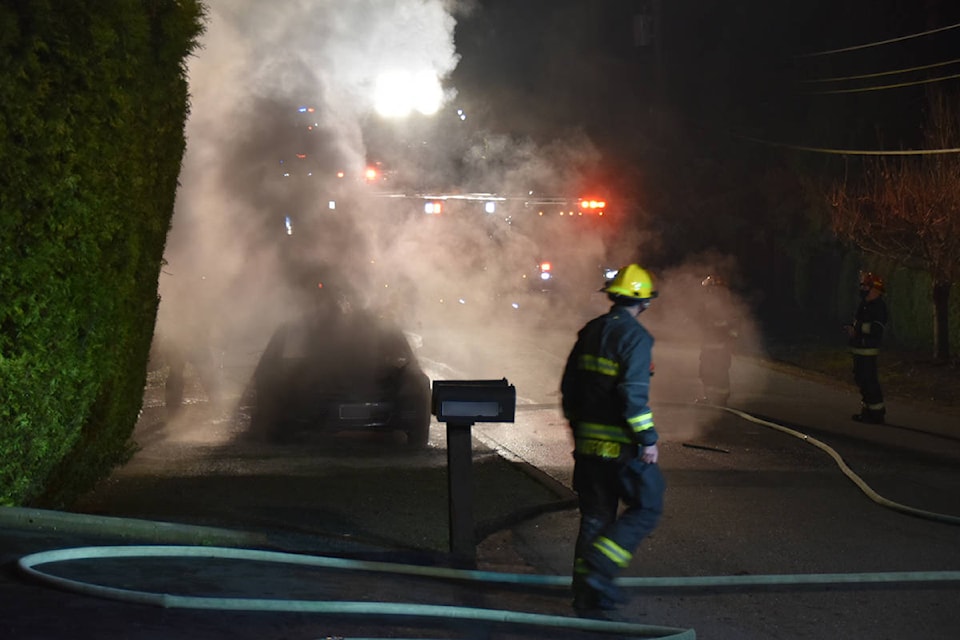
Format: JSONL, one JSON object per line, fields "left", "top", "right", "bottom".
{"left": 852, "top": 408, "right": 885, "bottom": 424}
{"left": 572, "top": 575, "right": 599, "bottom": 613}
{"left": 581, "top": 553, "right": 626, "bottom": 610}
{"left": 573, "top": 573, "right": 622, "bottom": 615}
{"left": 709, "top": 392, "right": 730, "bottom": 407}
{"left": 584, "top": 572, "right": 626, "bottom": 609}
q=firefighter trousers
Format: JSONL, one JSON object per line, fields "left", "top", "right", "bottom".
{"left": 699, "top": 344, "right": 732, "bottom": 403}
{"left": 852, "top": 353, "right": 884, "bottom": 410}
{"left": 572, "top": 452, "right": 665, "bottom": 596}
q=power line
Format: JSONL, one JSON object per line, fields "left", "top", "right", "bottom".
{"left": 797, "top": 21, "right": 960, "bottom": 58}
{"left": 803, "top": 57, "right": 960, "bottom": 83}
{"left": 737, "top": 135, "right": 960, "bottom": 156}
{"left": 806, "top": 70, "right": 960, "bottom": 94}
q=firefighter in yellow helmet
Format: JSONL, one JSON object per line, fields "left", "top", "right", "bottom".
{"left": 561, "top": 264, "right": 666, "bottom": 616}
{"left": 844, "top": 271, "right": 888, "bottom": 424}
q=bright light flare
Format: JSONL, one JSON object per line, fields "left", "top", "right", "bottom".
{"left": 580, "top": 199, "right": 607, "bottom": 210}
{"left": 374, "top": 70, "right": 444, "bottom": 118}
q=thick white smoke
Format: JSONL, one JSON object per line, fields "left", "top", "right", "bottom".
{"left": 152, "top": 0, "right": 629, "bottom": 430}
{"left": 146, "top": 2, "right": 771, "bottom": 452}
{"left": 161, "top": 0, "right": 465, "bottom": 337}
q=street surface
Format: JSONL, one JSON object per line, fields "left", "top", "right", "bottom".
{"left": 10, "top": 308, "right": 960, "bottom": 639}
{"left": 421, "top": 317, "right": 960, "bottom": 640}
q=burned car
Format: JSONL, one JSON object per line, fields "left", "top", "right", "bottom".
{"left": 247, "top": 297, "right": 431, "bottom": 448}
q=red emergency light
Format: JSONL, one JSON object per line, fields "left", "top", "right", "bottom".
{"left": 579, "top": 199, "right": 606, "bottom": 210}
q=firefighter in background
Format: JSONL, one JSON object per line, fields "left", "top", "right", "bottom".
{"left": 844, "top": 271, "right": 888, "bottom": 424}
{"left": 561, "top": 264, "right": 666, "bottom": 616}
{"left": 695, "top": 275, "right": 740, "bottom": 406}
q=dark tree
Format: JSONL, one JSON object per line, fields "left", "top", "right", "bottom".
{"left": 828, "top": 90, "right": 960, "bottom": 361}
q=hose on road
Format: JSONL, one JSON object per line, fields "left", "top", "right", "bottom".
{"left": 19, "top": 544, "right": 695, "bottom": 639}
{"left": 19, "top": 543, "right": 960, "bottom": 639}
{"left": 717, "top": 404, "right": 960, "bottom": 527}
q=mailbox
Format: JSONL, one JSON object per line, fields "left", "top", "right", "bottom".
{"left": 431, "top": 378, "right": 515, "bottom": 563}
{"left": 432, "top": 379, "right": 516, "bottom": 423}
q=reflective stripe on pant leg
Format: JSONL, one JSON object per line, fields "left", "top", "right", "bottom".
{"left": 592, "top": 535, "right": 633, "bottom": 568}
{"left": 610, "top": 461, "right": 665, "bottom": 555}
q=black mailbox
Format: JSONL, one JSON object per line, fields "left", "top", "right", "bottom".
{"left": 432, "top": 379, "right": 516, "bottom": 423}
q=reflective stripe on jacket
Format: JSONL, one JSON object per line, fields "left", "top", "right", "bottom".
{"left": 561, "top": 306, "right": 658, "bottom": 448}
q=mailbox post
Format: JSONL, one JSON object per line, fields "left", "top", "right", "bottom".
{"left": 431, "top": 379, "right": 516, "bottom": 564}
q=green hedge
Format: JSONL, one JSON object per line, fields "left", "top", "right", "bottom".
{"left": 0, "top": 0, "right": 204, "bottom": 507}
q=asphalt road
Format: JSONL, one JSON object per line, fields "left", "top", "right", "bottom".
{"left": 3, "top": 314, "right": 959, "bottom": 639}
{"left": 455, "top": 327, "right": 960, "bottom": 640}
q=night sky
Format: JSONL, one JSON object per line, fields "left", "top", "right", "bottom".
{"left": 450, "top": 0, "right": 960, "bottom": 152}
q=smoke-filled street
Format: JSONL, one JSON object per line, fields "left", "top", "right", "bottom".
{"left": 64, "top": 314, "right": 960, "bottom": 639}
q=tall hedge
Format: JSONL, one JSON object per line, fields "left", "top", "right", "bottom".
{"left": 0, "top": 0, "right": 205, "bottom": 507}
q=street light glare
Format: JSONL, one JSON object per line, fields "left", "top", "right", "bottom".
{"left": 374, "top": 70, "right": 443, "bottom": 118}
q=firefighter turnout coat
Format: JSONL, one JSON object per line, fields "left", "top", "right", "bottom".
{"left": 561, "top": 305, "right": 658, "bottom": 452}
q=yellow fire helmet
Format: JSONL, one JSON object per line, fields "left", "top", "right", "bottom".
{"left": 602, "top": 264, "right": 658, "bottom": 301}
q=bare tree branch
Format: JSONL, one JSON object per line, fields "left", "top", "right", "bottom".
{"left": 828, "top": 88, "right": 960, "bottom": 360}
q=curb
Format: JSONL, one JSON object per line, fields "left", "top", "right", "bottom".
{"left": 0, "top": 506, "right": 269, "bottom": 548}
